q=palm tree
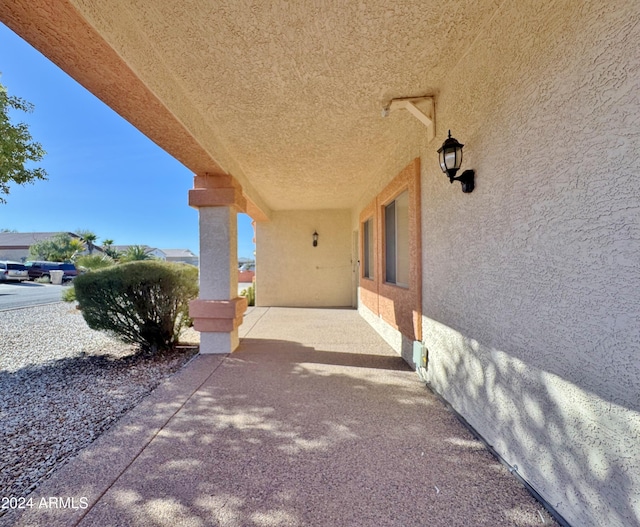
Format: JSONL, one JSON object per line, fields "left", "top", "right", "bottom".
{"left": 68, "top": 238, "right": 87, "bottom": 260}
{"left": 101, "top": 238, "right": 120, "bottom": 260}
{"left": 76, "top": 229, "right": 98, "bottom": 254}
{"left": 120, "top": 245, "right": 153, "bottom": 262}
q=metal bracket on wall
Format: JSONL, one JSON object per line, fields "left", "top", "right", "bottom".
{"left": 382, "top": 96, "right": 435, "bottom": 143}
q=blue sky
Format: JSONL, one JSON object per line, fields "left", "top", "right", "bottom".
{"left": 0, "top": 24, "right": 255, "bottom": 259}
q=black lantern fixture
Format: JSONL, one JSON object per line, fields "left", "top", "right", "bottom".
{"left": 437, "top": 130, "right": 475, "bottom": 193}
{"left": 313, "top": 231, "right": 318, "bottom": 247}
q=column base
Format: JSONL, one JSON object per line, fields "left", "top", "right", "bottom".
{"left": 189, "top": 297, "right": 247, "bottom": 354}
{"left": 200, "top": 330, "right": 240, "bottom": 354}
{"left": 190, "top": 297, "right": 247, "bottom": 331}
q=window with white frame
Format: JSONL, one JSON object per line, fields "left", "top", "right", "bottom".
{"left": 384, "top": 190, "right": 409, "bottom": 287}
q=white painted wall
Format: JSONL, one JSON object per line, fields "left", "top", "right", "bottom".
{"left": 256, "top": 209, "right": 352, "bottom": 307}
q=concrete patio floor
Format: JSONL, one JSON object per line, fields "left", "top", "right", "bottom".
{"left": 5, "top": 307, "right": 557, "bottom": 527}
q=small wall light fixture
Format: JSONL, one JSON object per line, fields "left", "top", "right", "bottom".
{"left": 437, "top": 130, "right": 475, "bottom": 193}
{"left": 313, "top": 231, "right": 319, "bottom": 247}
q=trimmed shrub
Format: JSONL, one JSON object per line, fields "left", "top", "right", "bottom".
{"left": 74, "top": 260, "right": 198, "bottom": 353}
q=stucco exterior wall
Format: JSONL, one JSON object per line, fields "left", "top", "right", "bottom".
{"left": 0, "top": 249, "right": 28, "bottom": 262}
{"left": 256, "top": 210, "right": 352, "bottom": 307}
{"left": 416, "top": 2, "right": 640, "bottom": 526}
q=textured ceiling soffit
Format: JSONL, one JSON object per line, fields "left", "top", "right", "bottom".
{"left": 70, "top": 0, "right": 501, "bottom": 211}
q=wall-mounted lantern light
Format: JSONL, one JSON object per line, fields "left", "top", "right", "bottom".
{"left": 437, "top": 130, "right": 475, "bottom": 193}
{"left": 313, "top": 231, "right": 319, "bottom": 247}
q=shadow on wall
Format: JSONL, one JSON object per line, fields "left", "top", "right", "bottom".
{"left": 423, "top": 317, "right": 640, "bottom": 527}
{"left": 6, "top": 338, "right": 557, "bottom": 527}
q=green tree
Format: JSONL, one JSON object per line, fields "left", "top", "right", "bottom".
{"left": 76, "top": 229, "right": 98, "bottom": 254}
{"left": 120, "top": 245, "right": 154, "bottom": 262}
{"left": 101, "top": 238, "right": 120, "bottom": 259}
{"left": 29, "top": 233, "right": 85, "bottom": 261}
{"left": 68, "top": 237, "right": 86, "bottom": 258}
{"left": 0, "top": 80, "right": 47, "bottom": 203}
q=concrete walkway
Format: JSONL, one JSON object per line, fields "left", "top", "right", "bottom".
{"left": 6, "top": 308, "right": 557, "bottom": 527}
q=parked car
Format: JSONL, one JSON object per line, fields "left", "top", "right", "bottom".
{"left": 0, "top": 261, "right": 29, "bottom": 282}
{"left": 25, "top": 261, "right": 78, "bottom": 282}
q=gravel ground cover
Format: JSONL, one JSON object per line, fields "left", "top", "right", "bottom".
{"left": 0, "top": 303, "right": 198, "bottom": 514}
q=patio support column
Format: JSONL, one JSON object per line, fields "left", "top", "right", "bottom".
{"left": 188, "top": 174, "right": 247, "bottom": 353}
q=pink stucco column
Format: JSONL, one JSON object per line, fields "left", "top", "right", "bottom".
{"left": 188, "top": 174, "right": 247, "bottom": 353}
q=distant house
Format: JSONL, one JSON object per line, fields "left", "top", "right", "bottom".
{"left": 0, "top": 232, "right": 101, "bottom": 262}
{"left": 237, "top": 258, "right": 255, "bottom": 283}
{"left": 161, "top": 249, "right": 199, "bottom": 267}
{"left": 111, "top": 245, "right": 199, "bottom": 266}
{"left": 110, "top": 245, "right": 165, "bottom": 260}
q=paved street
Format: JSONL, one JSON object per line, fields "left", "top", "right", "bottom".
{"left": 0, "top": 282, "right": 64, "bottom": 310}
{"left": 0, "top": 282, "right": 249, "bottom": 311}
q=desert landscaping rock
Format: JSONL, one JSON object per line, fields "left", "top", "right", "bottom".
{"left": 0, "top": 303, "right": 197, "bottom": 514}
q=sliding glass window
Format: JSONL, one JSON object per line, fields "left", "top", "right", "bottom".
{"left": 363, "top": 218, "right": 374, "bottom": 279}
{"left": 384, "top": 190, "right": 409, "bottom": 287}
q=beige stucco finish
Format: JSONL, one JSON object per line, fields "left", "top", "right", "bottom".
{"left": 413, "top": 2, "right": 640, "bottom": 526}
{"left": 343, "top": 2, "right": 639, "bottom": 526}
{"left": 256, "top": 210, "right": 352, "bottom": 307}
{"left": 2, "top": 0, "right": 639, "bottom": 525}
